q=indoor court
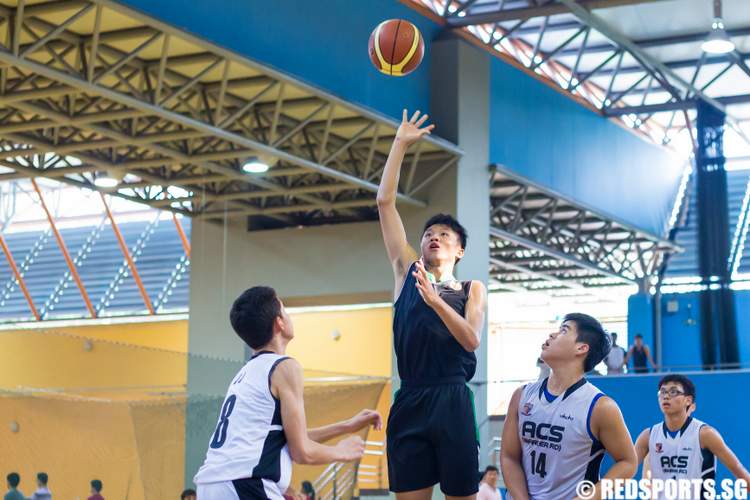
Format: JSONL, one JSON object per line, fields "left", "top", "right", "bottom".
{"left": 0, "top": 0, "right": 749, "bottom": 499}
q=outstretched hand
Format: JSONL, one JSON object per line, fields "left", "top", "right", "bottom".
{"left": 396, "top": 109, "right": 435, "bottom": 147}
{"left": 347, "top": 409, "right": 383, "bottom": 432}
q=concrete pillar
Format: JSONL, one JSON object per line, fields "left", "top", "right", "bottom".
{"left": 431, "top": 35, "right": 492, "bottom": 467}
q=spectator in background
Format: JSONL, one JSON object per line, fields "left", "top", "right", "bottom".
{"left": 477, "top": 465, "right": 503, "bottom": 500}
{"left": 625, "top": 334, "right": 657, "bottom": 373}
{"left": 88, "top": 479, "right": 104, "bottom": 500}
{"left": 301, "top": 481, "right": 316, "bottom": 500}
{"left": 30, "top": 473, "right": 51, "bottom": 500}
{"left": 180, "top": 489, "right": 196, "bottom": 500}
{"left": 4, "top": 473, "right": 25, "bottom": 500}
{"left": 604, "top": 332, "right": 627, "bottom": 374}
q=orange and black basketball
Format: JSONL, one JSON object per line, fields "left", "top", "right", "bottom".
{"left": 369, "top": 19, "right": 425, "bottom": 77}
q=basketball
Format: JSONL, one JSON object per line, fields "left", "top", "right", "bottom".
{"left": 368, "top": 19, "right": 425, "bottom": 77}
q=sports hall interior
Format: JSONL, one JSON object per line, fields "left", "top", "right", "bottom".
{"left": 0, "top": 0, "right": 749, "bottom": 498}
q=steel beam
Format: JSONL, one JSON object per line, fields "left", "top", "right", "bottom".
{"left": 448, "top": 0, "right": 669, "bottom": 27}
{"left": 100, "top": 193, "right": 155, "bottom": 314}
{"left": 605, "top": 93, "right": 750, "bottom": 116}
{"left": 490, "top": 226, "right": 628, "bottom": 282}
{"left": 31, "top": 178, "right": 97, "bottom": 318}
{"left": 172, "top": 213, "right": 191, "bottom": 258}
{"left": 0, "top": 234, "right": 41, "bottom": 320}
{"left": 0, "top": 52, "right": 426, "bottom": 208}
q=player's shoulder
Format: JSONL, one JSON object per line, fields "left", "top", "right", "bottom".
{"left": 271, "top": 356, "right": 300, "bottom": 375}
{"left": 589, "top": 394, "right": 622, "bottom": 418}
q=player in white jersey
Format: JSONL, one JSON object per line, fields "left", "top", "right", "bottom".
{"left": 194, "top": 286, "right": 382, "bottom": 500}
{"left": 635, "top": 374, "right": 750, "bottom": 499}
{"left": 501, "top": 313, "right": 637, "bottom": 500}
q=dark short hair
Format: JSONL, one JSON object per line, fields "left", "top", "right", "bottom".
{"left": 423, "top": 213, "right": 468, "bottom": 250}
{"left": 230, "top": 286, "right": 282, "bottom": 349}
{"left": 611, "top": 332, "right": 618, "bottom": 339}
{"left": 37, "top": 473, "right": 48, "bottom": 485}
{"left": 635, "top": 334, "right": 643, "bottom": 339}
{"left": 564, "top": 313, "right": 611, "bottom": 372}
{"left": 181, "top": 489, "right": 197, "bottom": 499}
{"left": 7, "top": 473, "right": 19, "bottom": 488}
{"left": 658, "top": 374, "right": 696, "bottom": 402}
{"left": 91, "top": 479, "right": 102, "bottom": 492}
{"left": 484, "top": 465, "right": 499, "bottom": 473}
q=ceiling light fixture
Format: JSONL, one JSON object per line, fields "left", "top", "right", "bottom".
{"left": 242, "top": 157, "right": 270, "bottom": 174}
{"left": 702, "top": 0, "right": 735, "bottom": 54}
{"left": 93, "top": 172, "right": 119, "bottom": 188}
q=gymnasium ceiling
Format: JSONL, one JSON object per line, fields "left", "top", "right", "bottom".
{"left": 409, "top": 0, "right": 750, "bottom": 160}
{"left": 0, "top": 0, "right": 461, "bottom": 229}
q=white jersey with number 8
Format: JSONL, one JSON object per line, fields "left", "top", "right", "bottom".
{"left": 194, "top": 351, "right": 292, "bottom": 498}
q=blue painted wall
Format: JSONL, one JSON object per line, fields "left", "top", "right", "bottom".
{"left": 593, "top": 371, "right": 750, "bottom": 482}
{"left": 118, "top": 0, "right": 439, "bottom": 121}
{"left": 660, "top": 292, "right": 703, "bottom": 370}
{"left": 490, "top": 58, "right": 683, "bottom": 236}
{"left": 659, "top": 290, "right": 749, "bottom": 370}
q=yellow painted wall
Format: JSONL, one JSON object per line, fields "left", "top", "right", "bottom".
{"left": 3, "top": 320, "right": 189, "bottom": 352}
{"left": 0, "top": 395, "right": 185, "bottom": 500}
{"left": 287, "top": 306, "right": 393, "bottom": 377}
{"left": 0, "top": 330, "right": 186, "bottom": 390}
{"left": 0, "top": 305, "right": 393, "bottom": 497}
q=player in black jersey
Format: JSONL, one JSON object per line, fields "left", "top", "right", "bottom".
{"left": 377, "top": 109, "right": 488, "bottom": 499}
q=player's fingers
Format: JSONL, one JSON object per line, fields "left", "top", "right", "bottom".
{"left": 402, "top": 109, "right": 408, "bottom": 123}
{"left": 416, "top": 114, "right": 429, "bottom": 127}
{"left": 410, "top": 109, "right": 420, "bottom": 123}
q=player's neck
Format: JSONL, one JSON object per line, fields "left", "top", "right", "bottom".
{"left": 547, "top": 365, "right": 584, "bottom": 395}
{"left": 423, "top": 259, "right": 455, "bottom": 282}
{"left": 257, "top": 337, "right": 288, "bottom": 356}
{"left": 663, "top": 412, "right": 689, "bottom": 432}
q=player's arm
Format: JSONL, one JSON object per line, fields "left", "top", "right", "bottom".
{"left": 413, "top": 261, "right": 486, "bottom": 352}
{"left": 272, "top": 358, "right": 365, "bottom": 465}
{"left": 377, "top": 110, "right": 432, "bottom": 296}
{"left": 623, "top": 347, "right": 632, "bottom": 365}
{"left": 634, "top": 428, "right": 650, "bottom": 464}
{"left": 500, "top": 386, "right": 530, "bottom": 500}
{"left": 584, "top": 397, "right": 638, "bottom": 500}
{"left": 308, "top": 409, "right": 382, "bottom": 443}
{"left": 700, "top": 426, "right": 750, "bottom": 483}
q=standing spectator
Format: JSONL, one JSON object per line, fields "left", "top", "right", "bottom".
{"left": 180, "top": 489, "right": 196, "bottom": 500}
{"left": 625, "top": 334, "right": 657, "bottom": 373}
{"left": 5, "top": 473, "right": 24, "bottom": 500}
{"left": 30, "top": 473, "right": 51, "bottom": 500}
{"left": 88, "top": 479, "right": 104, "bottom": 500}
{"left": 477, "top": 465, "right": 503, "bottom": 500}
{"left": 604, "top": 332, "right": 627, "bottom": 374}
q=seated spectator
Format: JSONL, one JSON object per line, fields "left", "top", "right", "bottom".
{"left": 180, "top": 488, "right": 196, "bottom": 500}
{"left": 88, "top": 479, "right": 104, "bottom": 500}
{"left": 4, "top": 473, "right": 24, "bottom": 500}
{"left": 31, "top": 473, "right": 51, "bottom": 500}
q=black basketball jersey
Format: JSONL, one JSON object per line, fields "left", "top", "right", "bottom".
{"left": 392, "top": 261, "right": 476, "bottom": 382}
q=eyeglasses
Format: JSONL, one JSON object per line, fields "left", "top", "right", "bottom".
{"left": 657, "top": 388, "right": 686, "bottom": 398}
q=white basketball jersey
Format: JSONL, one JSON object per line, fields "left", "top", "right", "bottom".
{"left": 194, "top": 351, "right": 293, "bottom": 497}
{"left": 648, "top": 417, "right": 715, "bottom": 499}
{"left": 508, "top": 378, "right": 605, "bottom": 500}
